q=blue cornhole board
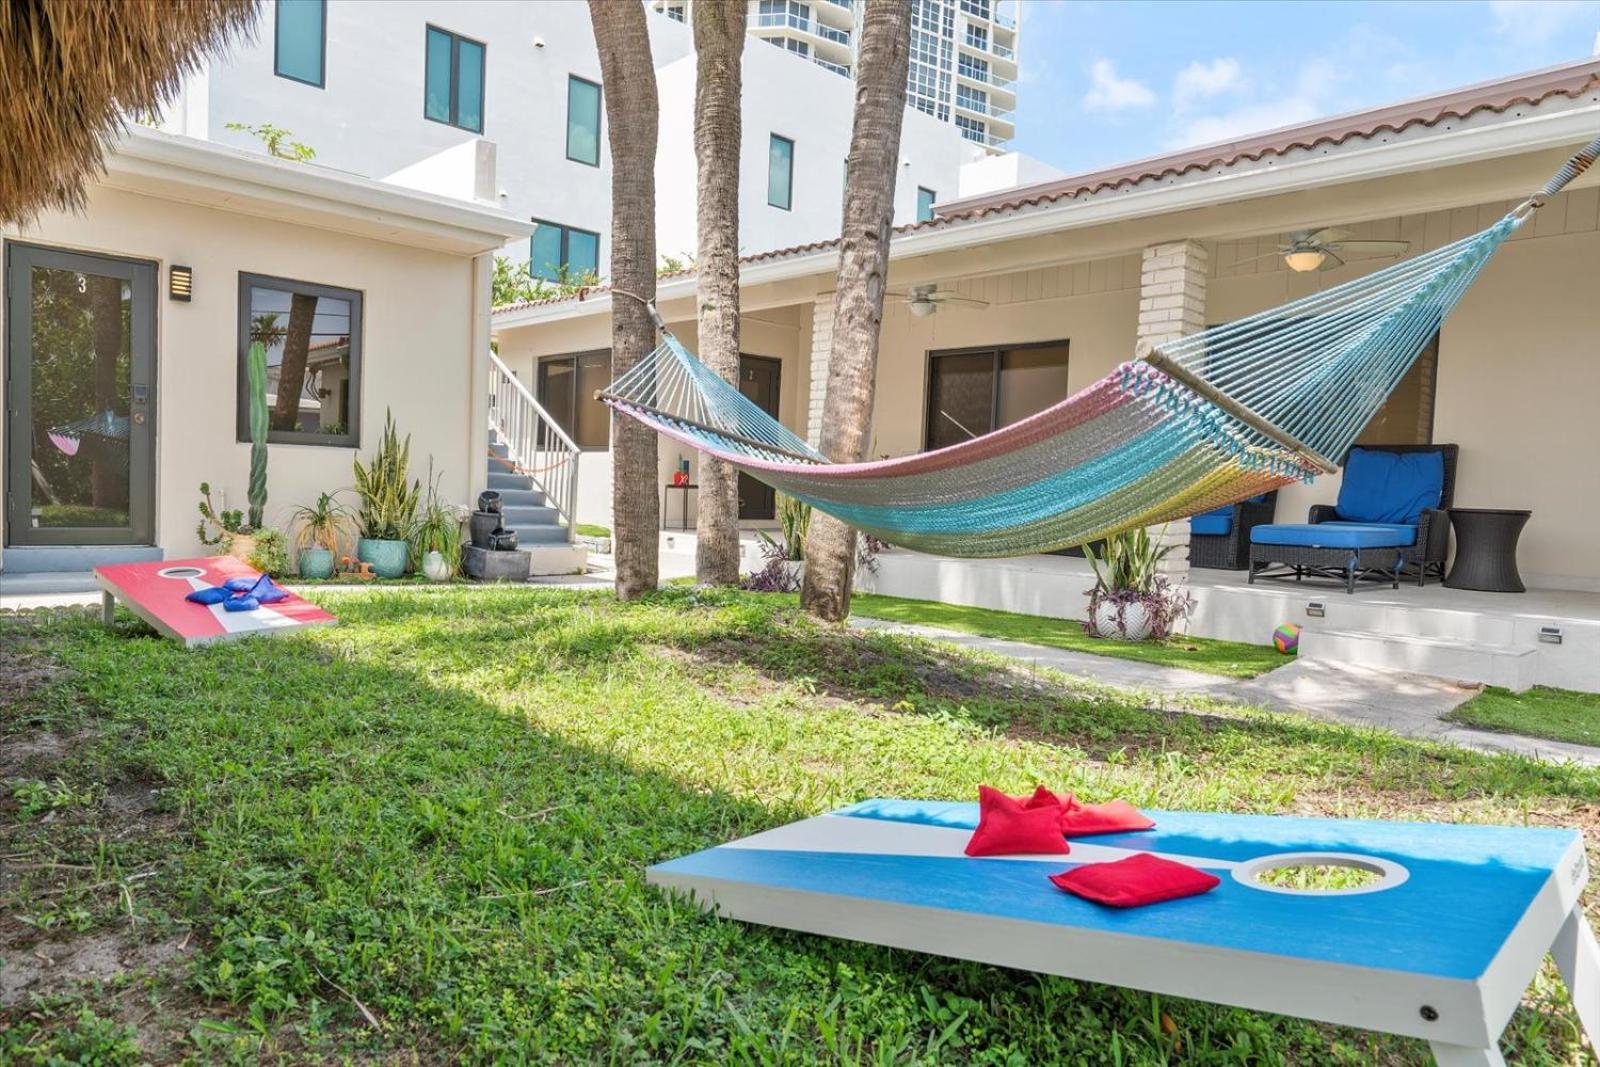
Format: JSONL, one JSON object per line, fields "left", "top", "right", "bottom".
{"left": 648, "top": 801, "right": 1600, "bottom": 1065}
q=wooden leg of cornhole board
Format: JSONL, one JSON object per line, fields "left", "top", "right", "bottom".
{"left": 1433, "top": 906, "right": 1600, "bottom": 1066}
{"left": 101, "top": 590, "right": 115, "bottom": 627}
{"left": 1553, "top": 906, "right": 1600, "bottom": 1053}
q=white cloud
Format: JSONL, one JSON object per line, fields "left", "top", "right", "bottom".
{"left": 1166, "top": 60, "right": 1349, "bottom": 148}
{"left": 1082, "top": 58, "right": 1156, "bottom": 112}
{"left": 1172, "top": 58, "right": 1244, "bottom": 112}
{"left": 1488, "top": 0, "right": 1598, "bottom": 44}
{"left": 1170, "top": 99, "right": 1324, "bottom": 148}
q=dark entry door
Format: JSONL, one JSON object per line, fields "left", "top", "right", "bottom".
{"left": 5, "top": 243, "right": 157, "bottom": 546}
{"left": 737, "top": 354, "right": 781, "bottom": 521}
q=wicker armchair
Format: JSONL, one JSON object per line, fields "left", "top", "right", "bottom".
{"left": 1248, "top": 443, "right": 1458, "bottom": 592}
{"left": 1190, "top": 492, "right": 1278, "bottom": 570}
{"left": 1308, "top": 443, "right": 1458, "bottom": 585}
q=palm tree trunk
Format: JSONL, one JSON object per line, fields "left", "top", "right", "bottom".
{"left": 692, "top": 0, "right": 745, "bottom": 586}
{"left": 271, "top": 293, "right": 318, "bottom": 432}
{"left": 589, "top": 0, "right": 660, "bottom": 600}
{"left": 800, "top": 1, "right": 912, "bottom": 622}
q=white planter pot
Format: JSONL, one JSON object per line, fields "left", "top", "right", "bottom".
{"left": 422, "top": 550, "right": 453, "bottom": 582}
{"left": 778, "top": 559, "right": 805, "bottom": 591}
{"left": 1090, "top": 599, "right": 1153, "bottom": 641}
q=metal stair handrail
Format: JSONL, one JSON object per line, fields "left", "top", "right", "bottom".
{"left": 488, "top": 350, "right": 579, "bottom": 542}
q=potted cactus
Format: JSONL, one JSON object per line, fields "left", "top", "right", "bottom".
{"left": 352, "top": 410, "right": 420, "bottom": 578}
{"left": 196, "top": 341, "right": 272, "bottom": 559}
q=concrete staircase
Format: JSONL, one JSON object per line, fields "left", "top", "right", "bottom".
{"left": 487, "top": 429, "right": 569, "bottom": 545}
{"left": 485, "top": 428, "right": 587, "bottom": 576}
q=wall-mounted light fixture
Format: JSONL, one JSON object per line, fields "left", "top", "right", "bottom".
{"left": 168, "top": 265, "right": 193, "bottom": 302}
{"left": 1305, "top": 600, "right": 1326, "bottom": 618}
{"left": 1539, "top": 626, "right": 1564, "bottom": 645}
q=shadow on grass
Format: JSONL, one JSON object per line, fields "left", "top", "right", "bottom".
{"left": 4, "top": 589, "right": 1586, "bottom": 1064}
{"left": 654, "top": 601, "right": 1600, "bottom": 806}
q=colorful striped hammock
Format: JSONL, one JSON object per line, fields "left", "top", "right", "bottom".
{"left": 601, "top": 133, "right": 1598, "bottom": 559}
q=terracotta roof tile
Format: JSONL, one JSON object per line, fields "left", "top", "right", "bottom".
{"left": 492, "top": 57, "right": 1600, "bottom": 318}
{"left": 938, "top": 56, "right": 1600, "bottom": 219}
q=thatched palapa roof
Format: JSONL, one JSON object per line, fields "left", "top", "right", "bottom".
{"left": 1, "top": 0, "right": 259, "bottom": 224}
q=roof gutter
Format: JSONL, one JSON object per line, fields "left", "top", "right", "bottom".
{"left": 106, "top": 126, "right": 534, "bottom": 254}
{"left": 493, "top": 100, "right": 1600, "bottom": 329}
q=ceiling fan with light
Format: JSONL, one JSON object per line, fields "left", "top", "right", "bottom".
{"left": 1245, "top": 228, "right": 1411, "bottom": 272}
{"left": 889, "top": 284, "right": 990, "bottom": 317}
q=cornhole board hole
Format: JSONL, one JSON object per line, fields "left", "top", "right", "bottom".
{"left": 649, "top": 800, "right": 1599, "bottom": 1066}
{"left": 94, "top": 556, "right": 336, "bottom": 647}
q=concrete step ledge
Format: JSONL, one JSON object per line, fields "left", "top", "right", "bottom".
{"left": 1299, "top": 627, "right": 1537, "bottom": 692}
{"left": 490, "top": 488, "right": 547, "bottom": 508}
{"left": 524, "top": 543, "right": 588, "bottom": 577}
{"left": 487, "top": 472, "right": 535, "bottom": 491}
{"left": 503, "top": 525, "right": 570, "bottom": 545}
{"left": 501, "top": 505, "right": 560, "bottom": 526}
{"left": 2, "top": 545, "right": 162, "bottom": 574}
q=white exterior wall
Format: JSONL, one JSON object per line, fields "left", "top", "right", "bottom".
{"left": 169, "top": 1, "right": 979, "bottom": 276}
{"left": 181, "top": 2, "right": 656, "bottom": 274}
{"left": 957, "top": 151, "right": 1066, "bottom": 199}
{"left": 652, "top": 37, "right": 979, "bottom": 260}
{"left": 0, "top": 186, "right": 497, "bottom": 561}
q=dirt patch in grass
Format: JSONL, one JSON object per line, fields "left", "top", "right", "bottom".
{"left": 1, "top": 930, "right": 195, "bottom": 1009}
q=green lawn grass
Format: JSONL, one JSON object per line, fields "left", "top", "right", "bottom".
{"left": 1446, "top": 685, "right": 1600, "bottom": 747}
{"left": 3, "top": 588, "right": 1595, "bottom": 1063}
{"left": 574, "top": 523, "right": 611, "bottom": 538}
{"left": 850, "top": 593, "right": 1286, "bottom": 679}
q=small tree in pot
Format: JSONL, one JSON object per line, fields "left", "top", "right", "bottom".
{"left": 352, "top": 410, "right": 420, "bottom": 578}
{"left": 288, "top": 491, "right": 351, "bottom": 579}
{"left": 1082, "top": 526, "right": 1194, "bottom": 641}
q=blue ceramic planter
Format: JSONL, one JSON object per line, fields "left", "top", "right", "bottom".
{"left": 357, "top": 537, "right": 408, "bottom": 579}
{"left": 297, "top": 547, "right": 335, "bottom": 580}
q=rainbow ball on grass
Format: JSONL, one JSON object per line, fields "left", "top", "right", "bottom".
{"left": 1272, "top": 622, "right": 1302, "bottom": 654}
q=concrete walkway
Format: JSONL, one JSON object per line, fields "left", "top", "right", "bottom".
{"left": 850, "top": 618, "right": 1600, "bottom": 767}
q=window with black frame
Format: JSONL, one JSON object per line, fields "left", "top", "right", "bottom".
{"left": 424, "top": 25, "right": 485, "bottom": 132}
{"left": 238, "top": 274, "right": 361, "bottom": 447}
{"left": 924, "top": 341, "right": 1070, "bottom": 451}
{"left": 536, "top": 350, "right": 611, "bottom": 449}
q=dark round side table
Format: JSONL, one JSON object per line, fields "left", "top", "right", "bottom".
{"left": 1445, "top": 508, "right": 1531, "bottom": 593}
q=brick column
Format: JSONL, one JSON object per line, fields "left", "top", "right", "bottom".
{"left": 806, "top": 293, "right": 836, "bottom": 449}
{"left": 1136, "top": 240, "right": 1209, "bottom": 581}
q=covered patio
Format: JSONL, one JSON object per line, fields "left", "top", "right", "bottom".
{"left": 863, "top": 546, "right": 1600, "bottom": 694}
{"left": 492, "top": 57, "right": 1600, "bottom": 689}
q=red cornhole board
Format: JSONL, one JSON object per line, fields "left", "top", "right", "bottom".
{"left": 94, "top": 556, "right": 336, "bottom": 648}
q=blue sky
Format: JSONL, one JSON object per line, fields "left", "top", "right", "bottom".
{"left": 1008, "top": 0, "right": 1600, "bottom": 174}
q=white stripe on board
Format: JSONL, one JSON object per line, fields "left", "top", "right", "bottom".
{"left": 722, "top": 813, "right": 1239, "bottom": 872}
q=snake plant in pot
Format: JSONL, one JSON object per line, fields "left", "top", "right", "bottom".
{"left": 1082, "top": 525, "right": 1194, "bottom": 641}
{"left": 352, "top": 410, "right": 420, "bottom": 578}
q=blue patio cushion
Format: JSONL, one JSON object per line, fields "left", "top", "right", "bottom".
{"left": 1190, "top": 508, "right": 1233, "bottom": 536}
{"left": 1336, "top": 448, "right": 1445, "bottom": 526}
{"left": 1251, "top": 523, "right": 1418, "bottom": 549}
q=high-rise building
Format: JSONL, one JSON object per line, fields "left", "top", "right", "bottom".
{"left": 648, "top": 0, "right": 1020, "bottom": 151}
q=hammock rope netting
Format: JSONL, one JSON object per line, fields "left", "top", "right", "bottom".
{"left": 600, "top": 133, "right": 1598, "bottom": 559}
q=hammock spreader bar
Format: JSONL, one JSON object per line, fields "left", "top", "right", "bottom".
{"left": 596, "top": 129, "right": 1599, "bottom": 558}
{"left": 1136, "top": 343, "right": 1339, "bottom": 474}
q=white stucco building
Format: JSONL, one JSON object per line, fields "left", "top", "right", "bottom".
{"left": 158, "top": 0, "right": 1022, "bottom": 278}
